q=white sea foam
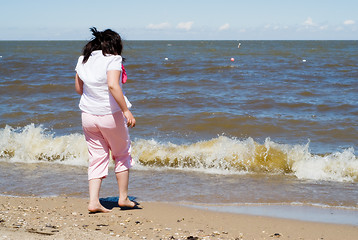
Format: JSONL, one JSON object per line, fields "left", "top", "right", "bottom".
{"left": 292, "top": 147, "right": 358, "bottom": 182}
{"left": 0, "top": 124, "right": 357, "bottom": 182}
{"left": 0, "top": 124, "right": 88, "bottom": 166}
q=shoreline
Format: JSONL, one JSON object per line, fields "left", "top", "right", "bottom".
{"left": 184, "top": 202, "right": 358, "bottom": 226}
{"left": 1, "top": 196, "right": 357, "bottom": 239}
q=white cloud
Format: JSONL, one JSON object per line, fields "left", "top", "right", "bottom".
{"left": 176, "top": 21, "right": 194, "bottom": 31}
{"left": 343, "top": 20, "right": 355, "bottom": 25}
{"left": 146, "top": 22, "right": 171, "bottom": 30}
{"left": 219, "top": 23, "right": 230, "bottom": 31}
{"left": 303, "top": 17, "right": 315, "bottom": 26}
{"left": 300, "top": 17, "right": 331, "bottom": 32}
{"left": 273, "top": 26, "right": 280, "bottom": 30}
{"left": 263, "top": 24, "right": 288, "bottom": 31}
{"left": 264, "top": 24, "right": 271, "bottom": 29}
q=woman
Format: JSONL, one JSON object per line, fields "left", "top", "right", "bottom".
{"left": 75, "top": 27, "right": 137, "bottom": 213}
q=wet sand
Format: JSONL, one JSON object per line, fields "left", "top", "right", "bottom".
{"left": 0, "top": 196, "right": 357, "bottom": 240}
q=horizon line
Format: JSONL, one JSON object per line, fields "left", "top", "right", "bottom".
{"left": 1, "top": 39, "right": 357, "bottom": 41}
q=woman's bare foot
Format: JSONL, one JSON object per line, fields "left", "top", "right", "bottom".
{"left": 118, "top": 198, "right": 137, "bottom": 208}
{"left": 88, "top": 203, "right": 111, "bottom": 213}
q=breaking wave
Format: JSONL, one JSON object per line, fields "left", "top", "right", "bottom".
{"left": 1, "top": 124, "right": 357, "bottom": 182}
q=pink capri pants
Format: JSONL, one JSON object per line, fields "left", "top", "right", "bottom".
{"left": 82, "top": 111, "right": 134, "bottom": 180}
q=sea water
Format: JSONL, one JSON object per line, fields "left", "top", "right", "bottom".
{"left": 0, "top": 40, "right": 357, "bottom": 223}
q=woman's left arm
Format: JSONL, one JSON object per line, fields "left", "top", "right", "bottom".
{"left": 75, "top": 73, "right": 83, "bottom": 95}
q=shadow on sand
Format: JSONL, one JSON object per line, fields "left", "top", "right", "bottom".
{"left": 99, "top": 196, "right": 141, "bottom": 210}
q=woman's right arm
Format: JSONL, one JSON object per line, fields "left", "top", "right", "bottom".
{"left": 75, "top": 73, "right": 83, "bottom": 95}
{"left": 107, "top": 70, "right": 136, "bottom": 128}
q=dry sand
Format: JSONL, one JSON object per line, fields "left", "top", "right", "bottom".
{"left": 0, "top": 195, "right": 357, "bottom": 240}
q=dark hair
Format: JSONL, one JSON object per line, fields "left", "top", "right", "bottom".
{"left": 82, "top": 27, "right": 124, "bottom": 63}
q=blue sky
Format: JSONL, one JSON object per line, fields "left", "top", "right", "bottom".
{"left": 1, "top": 0, "right": 357, "bottom": 40}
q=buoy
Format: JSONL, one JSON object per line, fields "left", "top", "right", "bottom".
{"left": 165, "top": 57, "right": 168, "bottom": 61}
{"left": 230, "top": 57, "right": 235, "bottom": 62}
{"left": 238, "top": 43, "right": 241, "bottom": 48}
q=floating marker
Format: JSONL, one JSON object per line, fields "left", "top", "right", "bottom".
{"left": 230, "top": 57, "right": 235, "bottom": 62}
{"left": 165, "top": 57, "right": 168, "bottom": 61}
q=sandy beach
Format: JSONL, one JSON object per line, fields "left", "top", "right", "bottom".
{"left": 0, "top": 196, "right": 357, "bottom": 240}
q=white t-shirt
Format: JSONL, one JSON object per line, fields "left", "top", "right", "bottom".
{"left": 75, "top": 50, "right": 131, "bottom": 115}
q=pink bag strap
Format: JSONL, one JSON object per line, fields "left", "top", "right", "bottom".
{"left": 122, "top": 64, "right": 127, "bottom": 84}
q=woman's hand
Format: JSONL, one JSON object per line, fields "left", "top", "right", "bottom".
{"left": 123, "top": 110, "right": 136, "bottom": 128}
{"left": 107, "top": 70, "right": 136, "bottom": 128}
